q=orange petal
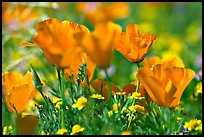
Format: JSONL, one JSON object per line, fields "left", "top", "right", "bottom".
{"left": 163, "top": 56, "right": 184, "bottom": 68}
{"left": 122, "top": 83, "right": 136, "bottom": 96}
{"left": 167, "top": 67, "right": 195, "bottom": 108}
{"left": 111, "top": 83, "right": 121, "bottom": 96}
{"left": 142, "top": 56, "right": 162, "bottom": 68}
{"left": 126, "top": 24, "right": 140, "bottom": 39}
{"left": 137, "top": 68, "right": 166, "bottom": 106}
{"left": 5, "top": 84, "right": 31, "bottom": 113}
{"left": 2, "top": 72, "right": 23, "bottom": 94}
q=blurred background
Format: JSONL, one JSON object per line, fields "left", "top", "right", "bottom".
{"left": 2, "top": 2, "right": 202, "bottom": 126}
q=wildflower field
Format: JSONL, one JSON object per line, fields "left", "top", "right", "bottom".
{"left": 2, "top": 2, "right": 202, "bottom": 135}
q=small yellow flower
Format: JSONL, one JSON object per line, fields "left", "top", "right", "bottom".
{"left": 66, "top": 106, "right": 69, "bottom": 110}
{"left": 52, "top": 96, "right": 62, "bottom": 109}
{"left": 108, "top": 110, "right": 113, "bottom": 117}
{"left": 41, "top": 130, "right": 49, "bottom": 135}
{"left": 129, "top": 92, "right": 145, "bottom": 100}
{"left": 56, "top": 128, "right": 68, "bottom": 135}
{"left": 135, "top": 105, "right": 145, "bottom": 112}
{"left": 184, "top": 119, "right": 202, "bottom": 132}
{"left": 113, "top": 103, "right": 120, "bottom": 113}
{"left": 175, "top": 102, "right": 184, "bottom": 111}
{"left": 72, "top": 97, "right": 88, "bottom": 110}
{"left": 128, "top": 105, "right": 145, "bottom": 112}
{"left": 3, "top": 125, "right": 12, "bottom": 135}
{"left": 121, "top": 130, "right": 132, "bottom": 135}
{"left": 194, "top": 82, "right": 202, "bottom": 96}
{"left": 177, "top": 117, "right": 182, "bottom": 122}
{"left": 70, "top": 125, "right": 85, "bottom": 135}
{"left": 90, "top": 94, "right": 104, "bottom": 99}
{"left": 128, "top": 105, "right": 135, "bottom": 112}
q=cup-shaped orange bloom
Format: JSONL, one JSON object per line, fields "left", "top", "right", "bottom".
{"left": 115, "top": 24, "right": 156, "bottom": 63}
{"left": 20, "top": 18, "right": 90, "bottom": 69}
{"left": 75, "top": 21, "right": 122, "bottom": 68}
{"left": 136, "top": 56, "right": 195, "bottom": 108}
{"left": 2, "top": 71, "right": 38, "bottom": 113}
{"left": 76, "top": 2, "right": 129, "bottom": 23}
{"left": 64, "top": 53, "right": 96, "bottom": 85}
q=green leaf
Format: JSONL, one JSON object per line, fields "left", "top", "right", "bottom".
{"left": 30, "top": 64, "right": 47, "bottom": 103}
{"left": 30, "top": 64, "right": 42, "bottom": 92}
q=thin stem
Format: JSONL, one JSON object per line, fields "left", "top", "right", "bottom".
{"left": 104, "top": 69, "right": 113, "bottom": 105}
{"left": 135, "top": 63, "right": 140, "bottom": 93}
{"left": 57, "top": 68, "right": 65, "bottom": 129}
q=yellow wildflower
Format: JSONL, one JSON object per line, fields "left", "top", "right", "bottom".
{"left": 121, "top": 130, "right": 132, "bottom": 135}
{"left": 184, "top": 119, "right": 202, "bottom": 132}
{"left": 72, "top": 97, "right": 87, "bottom": 110}
{"left": 90, "top": 94, "right": 104, "bottom": 99}
{"left": 113, "top": 103, "right": 120, "bottom": 113}
{"left": 177, "top": 117, "right": 182, "bottom": 122}
{"left": 52, "top": 96, "right": 62, "bottom": 109}
{"left": 128, "top": 105, "right": 145, "bottom": 112}
{"left": 108, "top": 110, "right": 113, "bottom": 117}
{"left": 175, "top": 102, "right": 184, "bottom": 111}
{"left": 70, "top": 125, "right": 85, "bottom": 135}
{"left": 129, "top": 92, "right": 145, "bottom": 100}
{"left": 56, "top": 128, "right": 68, "bottom": 135}
{"left": 3, "top": 125, "right": 12, "bottom": 135}
{"left": 66, "top": 106, "right": 69, "bottom": 110}
{"left": 194, "top": 82, "right": 202, "bottom": 96}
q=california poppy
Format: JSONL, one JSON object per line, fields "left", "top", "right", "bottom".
{"left": 20, "top": 18, "right": 90, "bottom": 69}
{"left": 75, "top": 21, "right": 122, "bottom": 68}
{"left": 115, "top": 24, "right": 156, "bottom": 63}
{"left": 2, "top": 2, "right": 40, "bottom": 27}
{"left": 2, "top": 71, "right": 38, "bottom": 113}
{"left": 136, "top": 56, "right": 195, "bottom": 108}
{"left": 64, "top": 53, "right": 96, "bottom": 85}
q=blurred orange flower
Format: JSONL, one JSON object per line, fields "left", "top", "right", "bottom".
{"left": 20, "top": 18, "right": 90, "bottom": 69}
{"left": 115, "top": 24, "right": 156, "bottom": 63}
{"left": 2, "top": 2, "right": 40, "bottom": 27}
{"left": 76, "top": 2, "right": 129, "bottom": 23}
{"left": 16, "top": 114, "right": 39, "bottom": 135}
{"left": 64, "top": 53, "right": 96, "bottom": 85}
{"left": 136, "top": 56, "right": 195, "bottom": 108}
{"left": 2, "top": 71, "right": 38, "bottom": 113}
{"left": 75, "top": 21, "right": 122, "bottom": 68}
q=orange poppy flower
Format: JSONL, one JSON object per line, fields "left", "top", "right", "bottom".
{"left": 2, "top": 2, "right": 40, "bottom": 27}
{"left": 64, "top": 53, "right": 96, "bottom": 85}
{"left": 20, "top": 18, "right": 90, "bottom": 69}
{"left": 136, "top": 56, "right": 195, "bottom": 108}
{"left": 75, "top": 21, "right": 122, "bottom": 68}
{"left": 115, "top": 24, "right": 156, "bottom": 63}
{"left": 2, "top": 71, "right": 38, "bottom": 113}
{"left": 76, "top": 2, "right": 129, "bottom": 23}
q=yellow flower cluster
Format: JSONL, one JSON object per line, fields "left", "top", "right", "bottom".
{"left": 184, "top": 119, "right": 202, "bottom": 132}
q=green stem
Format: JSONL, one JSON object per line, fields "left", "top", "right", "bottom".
{"left": 57, "top": 68, "right": 65, "bottom": 129}
{"left": 135, "top": 63, "right": 140, "bottom": 93}
{"left": 104, "top": 69, "right": 113, "bottom": 105}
